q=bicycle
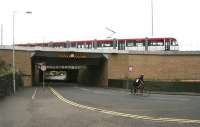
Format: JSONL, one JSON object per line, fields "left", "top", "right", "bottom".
{"left": 130, "top": 85, "right": 151, "bottom": 97}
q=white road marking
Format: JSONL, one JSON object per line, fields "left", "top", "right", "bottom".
{"left": 32, "top": 88, "right": 38, "bottom": 99}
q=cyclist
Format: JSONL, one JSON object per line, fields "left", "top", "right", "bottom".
{"left": 131, "top": 74, "right": 144, "bottom": 95}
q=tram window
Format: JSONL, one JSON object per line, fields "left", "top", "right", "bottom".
{"left": 174, "top": 41, "right": 177, "bottom": 45}
{"left": 141, "top": 40, "right": 146, "bottom": 46}
{"left": 165, "top": 40, "right": 171, "bottom": 46}
{"left": 135, "top": 40, "right": 143, "bottom": 46}
{"left": 110, "top": 41, "right": 113, "bottom": 47}
{"left": 103, "top": 42, "right": 113, "bottom": 47}
{"left": 97, "top": 42, "right": 102, "bottom": 47}
{"left": 136, "top": 43, "right": 143, "bottom": 47}
{"left": 126, "top": 40, "right": 136, "bottom": 47}
{"left": 80, "top": 43, "right": 83, "bottom": 48}
{"left": 71, "top": 43, "right": 76, "bottom": 47}
{"left": 53, "top": 44, "right": 56, "bottom": 47}
{"left": 61, "top": 43, "right": 65, "bottom": 48}
{"left": 88, "top": 43, "right": 92, "bottom": 48}
{"left": 171, "top": 40, "right": 178, "bottom": 46}
{"left": 103, "top": 43, "right": 110, "bottom": 47}
{"left": 85, "top": 43, "right": 89, "bottom": 48}
{"left": 150, "top": 40, "right": 164, "bottom": 46}
{"left": 77, "top": 43, "right": 80, "bottom": 48}
{"left": 148, "top": 41, "right": 152, "bottom": 46}
{"left": 157, "top": 42, "right": 164, "bottom": 46}
{"left": 85, "top": 43, "right": 88, "bottom": 48}
{"left": 48, "top": 43, "right": 53, "bottom": 47}
{"left": 127, "top": 42, "right": 133, "bottom": 47}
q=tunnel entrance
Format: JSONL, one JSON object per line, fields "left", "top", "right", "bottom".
{"left": 31, "top": 51, "right": 108, "bottom": 87}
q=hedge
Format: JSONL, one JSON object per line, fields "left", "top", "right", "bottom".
{"left": 0, "top": 73, "right": 23, "bottom": 97}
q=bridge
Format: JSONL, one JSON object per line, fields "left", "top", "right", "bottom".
{"left": 0, "top": 45, "right": 200, "bottom": 88}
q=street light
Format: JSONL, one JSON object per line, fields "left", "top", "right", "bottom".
{"left": 1, "top": 24, "right": 3, "bottom": 45}
{"left": 12, "top": 11, "right": 32, "bottom": 94}
{"left": 151, "top": 0, "right": 154, "bottom": 37}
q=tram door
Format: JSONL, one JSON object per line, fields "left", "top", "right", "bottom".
{"left": 113, "top": 40, "right": 117, "bottom": 49}
{"left": 165, "top": 40, "right": 170, "bottom": 51}
{"left": 118, "top": 41, "right": 125, "bottom": 50}
{"left": 93, "top": 41, "right": 97, "bottom": 49}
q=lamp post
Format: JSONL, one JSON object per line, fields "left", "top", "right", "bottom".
{"left": 12, "top": 11, "right": 32, "bottom": 94}
{"left": 151, "top": 0, "right": 154, "bottom": 37}
{"left": 1, "top": 24, "right": 3, "bottom": 45}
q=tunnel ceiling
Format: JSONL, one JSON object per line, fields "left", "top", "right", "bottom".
{"left": 32, "top": 51, "right": 106, "bottom": 66}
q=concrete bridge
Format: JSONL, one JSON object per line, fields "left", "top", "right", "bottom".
{"left": 0, "top": 46, "right": 200, "bottom": 87}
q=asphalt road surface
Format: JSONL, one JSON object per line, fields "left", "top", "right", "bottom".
{"left": 0, "top": 85, "right": 200, "bottom": 127}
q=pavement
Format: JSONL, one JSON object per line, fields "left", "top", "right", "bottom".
{"left": 0, "top": 86, "right": 200, "bottom": 127}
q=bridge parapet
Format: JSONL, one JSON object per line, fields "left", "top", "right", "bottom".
{"left": 0, "top": 45, "right": 128, "bottom": 54}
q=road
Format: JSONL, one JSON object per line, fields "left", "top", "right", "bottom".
{"left": 0, "top": 85, "right": 200, "bottom": 127}
{"left": 45, "top": 75, "right": 66, "bottom": 80}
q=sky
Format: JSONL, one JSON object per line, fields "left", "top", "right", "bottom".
{"left": 0, "top": 0, "right": 200, "bottom": 51}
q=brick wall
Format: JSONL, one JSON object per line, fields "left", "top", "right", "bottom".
{"left": 108, "top": 54, "right": 200, "bottom": 81}
{"left": 0, "top": 50, "right": 32, "bottom": 86}
{"left": 108, "top": 54, "right": 128, "bottom": 79}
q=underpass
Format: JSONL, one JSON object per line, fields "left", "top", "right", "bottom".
{"left": 31, "top": 51, "right": 108, "bottom": 87}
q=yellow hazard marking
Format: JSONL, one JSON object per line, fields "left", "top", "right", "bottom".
{"left": 49, "top": 87, "right": 200, "bottom": 124}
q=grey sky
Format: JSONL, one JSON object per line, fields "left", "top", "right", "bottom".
{"left": 0, "top": 0, "right": 200, "bottom": 51}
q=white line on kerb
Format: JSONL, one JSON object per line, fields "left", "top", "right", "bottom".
{"left": 32, "top": 88, "right": 38, "bottom": 99}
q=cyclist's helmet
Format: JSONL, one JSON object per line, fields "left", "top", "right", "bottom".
{"left": 139, "top": 74, "right": 144, "bottom": 80}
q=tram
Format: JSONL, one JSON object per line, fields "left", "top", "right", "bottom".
{"left": 17, "top": 37, "right": 179, "bottom": 51}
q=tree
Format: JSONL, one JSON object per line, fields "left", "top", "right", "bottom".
{"left": 0, "top": 58, "right": 10, "bottom": 74}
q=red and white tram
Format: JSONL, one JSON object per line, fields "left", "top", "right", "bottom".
{"left": 17, "top": 37, "right": 179, "bottom": 51}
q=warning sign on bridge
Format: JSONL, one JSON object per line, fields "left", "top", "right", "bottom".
{"left": 41, "top": 65, "right": 47, "bottom": 71}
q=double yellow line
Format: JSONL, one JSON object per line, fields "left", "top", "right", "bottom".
{"left": 49, "top": 87, "right": 200, "bottom": 124}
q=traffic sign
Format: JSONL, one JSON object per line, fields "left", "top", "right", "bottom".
{"left": 128, "top": 65, "right": 133, "bottom": 72}
{"left": 41, "top": 65, "right": 47, "bottom": 71}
